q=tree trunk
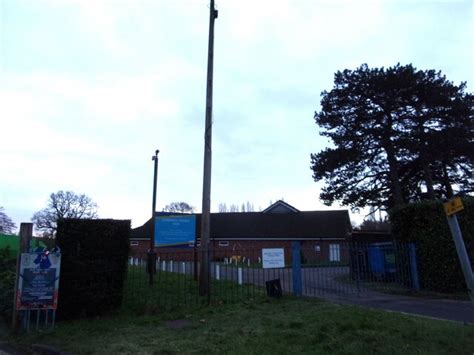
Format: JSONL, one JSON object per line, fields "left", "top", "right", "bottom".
{"left": 384, "top": 144, "right": 405, "bottom": 207}
{"left": 442, "top": 162, "right": 454, "bottom": 198}
{"left": 420, "top": 156, "right": 436, "bottom": 199}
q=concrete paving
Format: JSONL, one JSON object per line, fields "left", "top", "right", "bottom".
{"left": 325, "top": 290, "right": 474, "bottom": 324}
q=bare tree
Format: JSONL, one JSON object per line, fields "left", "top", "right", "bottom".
{"left": 0, "top": 207, "right": 16, "bottom": 234}
{"left": 31, "top": 190, "right": 98, "bottom": 237}
{"left": 229, "top": 204, "right": 239, "bottom": 212}
{"left": 219, "top": 201, "right": 255, "bottom": 213}
{"left": 163, "top": 202, "right": 195, "bottom": 214}
{"left": 246, "top": 201, "right": 254, "bottom": 212}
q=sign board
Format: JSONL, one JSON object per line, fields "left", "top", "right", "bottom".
{"left": 262, "top": 248, "right": 285, "bottom": 269}
{"left": 154, "top": 215, "right": 196, "bottom": 247}
{"left": 444, "top": 197, "right": 464, "bottom": 216}
{"left": 16, "top": 251, "right": 61, "bottom": 310}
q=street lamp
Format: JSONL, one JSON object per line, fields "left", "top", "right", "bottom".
{"left": 148, "top": 149, "right": 159, "bottom": 285}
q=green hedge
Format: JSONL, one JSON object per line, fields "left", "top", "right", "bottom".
{"left": 56, "top": 219, "right": 130, "bottom": 320}
{"left": 390, "top": 197, "right": 473, "bottom": 293}
{"left": 0, "top": 234, "right": 19, "bottom": 258}
{"left": 0, "top": 247, "right": 16, "bottom": 322}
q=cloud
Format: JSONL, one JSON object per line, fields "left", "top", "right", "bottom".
{"left": 1, "top": 0, "right": 472, "bottom": 230}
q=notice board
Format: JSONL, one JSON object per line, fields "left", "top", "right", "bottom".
{"left": 16, "top": 251, "right": 61, "bottom": 310}
{"left": 154, "top": 215, "right": 196, "bottom": 247}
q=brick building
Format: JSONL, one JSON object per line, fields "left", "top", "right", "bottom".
{"left": 130, "top": 201, "right": 352, "bottom": 264}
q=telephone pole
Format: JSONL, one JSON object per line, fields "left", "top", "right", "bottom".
{"left": 199, "top": 0, "right": 218, "bottom": 297}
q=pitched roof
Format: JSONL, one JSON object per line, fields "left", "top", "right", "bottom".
{"left": 131, "top": 210, "right": 351, "bottom": 240}
{"left": 262, "top": 200, "right": 299, "bottom": 213}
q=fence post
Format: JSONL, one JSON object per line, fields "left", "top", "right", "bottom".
{"left": 292, "top": 241, "right": 302, "bottom": 297}
{"left": 238, "top": 267, "right": 243, "bottom": 285}
{"left": 408, "top": 243, "right": 420, "bottom": 292}
{"left": 216, "top": 264, "right": 220, "bottom": 280}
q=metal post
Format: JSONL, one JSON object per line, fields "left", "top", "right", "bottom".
{"left": 148, "top": 150, "right": 159, "bottom": 285}
{"left": 408, "top": 243, "right": 420, "bottom": 292}
{"left": 199, "top": 0, "right": 218, "bottom": 297}
{"left": 446, "top": 215, "right": 474, "bottom": 302}
{"left": 292, "top": 241, "right": 302, "bottom": 297}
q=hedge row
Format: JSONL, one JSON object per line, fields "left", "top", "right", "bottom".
{"left": 390, "top": 197, "right": 473, "bottom": 293}
{"left": 0, "top": 247, "right": 16, "bottom": 322}
{"left": 56, "top": 218, "right": 130, "bottom": 320}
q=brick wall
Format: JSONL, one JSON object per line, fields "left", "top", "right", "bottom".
{"left": 129, "top": 238, "right": 350, "bottom": 264}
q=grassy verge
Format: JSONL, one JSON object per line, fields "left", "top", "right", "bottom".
{"left": 122, "top": 266, "right": 267, "bottom": 315}
{"left": 5, "top": 297, "right": 474, "bottom": 354}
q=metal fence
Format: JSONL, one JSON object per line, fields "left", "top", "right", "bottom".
{"left": 125, "top": 241, "right": 419, "bottom": 310}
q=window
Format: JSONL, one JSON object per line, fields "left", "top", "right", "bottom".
{"left": 130, "top": 241, "right": 139, "bottom": 246}
{"left": 329, "top": 244, "right": 340, "bottom": 262}
{"left": 218, "top": 241, "right": 229, "bottom": 247}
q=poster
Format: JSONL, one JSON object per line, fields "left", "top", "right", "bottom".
{"left": 16, "top": 251, "right": 61, "bottom": 310}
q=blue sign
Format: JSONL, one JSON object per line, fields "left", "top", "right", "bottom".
{"left": 154, "top": 215, "right": 196, "bottom": 247}
{"left": 17, "top": 251, "right": 61, "bottom": 310}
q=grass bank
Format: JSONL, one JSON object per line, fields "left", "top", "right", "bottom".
{"left": 5, "top": 297, "right": 474, "bottom": 354}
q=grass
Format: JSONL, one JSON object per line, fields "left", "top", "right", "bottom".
{"left": 0, "top": 234, "right": 19, "bottom": 258}
{"left": 3, "top": 263, "right": 473, "bottom": 354}
{"left": 4, "top": 297, "right": 474, "bottom": 354}
{"left": 124, "top": 266, "right": 266, "bottom": 314}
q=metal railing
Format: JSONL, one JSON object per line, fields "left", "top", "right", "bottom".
{"left": 125, "top": 242, "right": 419, "bottom": 310}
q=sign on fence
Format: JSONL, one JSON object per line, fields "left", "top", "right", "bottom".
{"left": 16, "top": 251, "right": 61, "bottom": 310}
{"left": 262, "top": 248, "right": 285, "bottom": 269}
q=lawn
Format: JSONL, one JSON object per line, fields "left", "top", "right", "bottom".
{"left": 4, "top": 297, "right": 474, "bottom": 354}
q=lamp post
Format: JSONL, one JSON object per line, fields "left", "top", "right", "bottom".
{"left": 148, "top": 149, "right": 159, "bottom": 285}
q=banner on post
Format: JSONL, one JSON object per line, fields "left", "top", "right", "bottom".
{"left": 16, "top": 251, "right": 61, "bottom": 310}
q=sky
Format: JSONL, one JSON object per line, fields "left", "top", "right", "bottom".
{"left": 0, "top": 0, "right": 473, "bottom": 231}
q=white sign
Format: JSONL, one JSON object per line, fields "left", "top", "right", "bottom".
{"left": 262, "top": 248, "right": 285, "bottom": 269}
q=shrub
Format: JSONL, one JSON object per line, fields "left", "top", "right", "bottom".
{"left": 0, "top": 247, "right": 16, "bottom": 322}
{"left": 390, "top": 197, "right": 473, "bottom": 293}
{"left": 56, "top": 219, "right": 130, "bottom": 320}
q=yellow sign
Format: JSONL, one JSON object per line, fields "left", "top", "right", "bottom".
{"left": 444, "top": 197, "right": 464, "bottom": 216}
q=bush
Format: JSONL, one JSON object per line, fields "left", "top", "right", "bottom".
{"left": 0, "top": 247, "right": 16, "bottom": 322}
{"left": 56, "top": 219, "right": 130, "bottom": 320}
{"left": 390, "top": 197, "right": 473, "bottom": 293}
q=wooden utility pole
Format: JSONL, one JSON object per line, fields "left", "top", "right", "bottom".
{"left": 199, "top": 0, "right": 218, "bottom": 297}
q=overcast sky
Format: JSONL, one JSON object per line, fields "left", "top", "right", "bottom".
{"left": 0, "top": 0, "right": 472, "bottom": 230}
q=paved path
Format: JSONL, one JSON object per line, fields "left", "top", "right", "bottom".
{"left": 214, "top": 264, "right": 474, "bottom": 324}
{"left": 326, "top": 291, "right": 474, "bottom": 324}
